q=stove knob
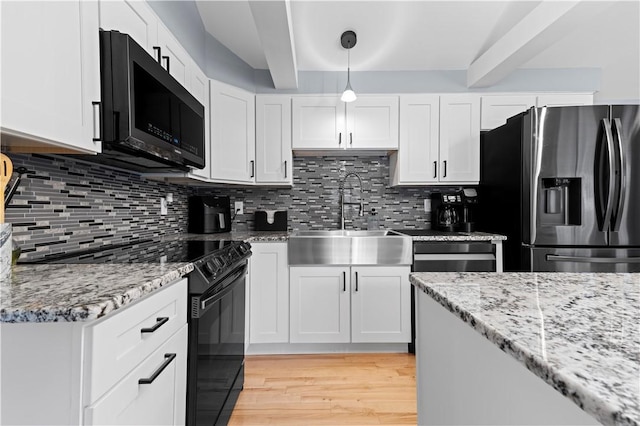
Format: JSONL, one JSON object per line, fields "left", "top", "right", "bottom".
{"left": 204, "top": 260, "right": 217, "bottom": 275}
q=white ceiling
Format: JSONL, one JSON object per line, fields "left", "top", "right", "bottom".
{"left": 196, "top": 0, "right": 640, "bottom": 91}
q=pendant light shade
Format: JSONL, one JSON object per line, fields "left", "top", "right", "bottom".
{"left": 340, "top": 31, "right": 357, "bottom": 103}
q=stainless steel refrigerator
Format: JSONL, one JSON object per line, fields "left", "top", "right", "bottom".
{"left": 479, "top": 105, "right": 640, "bottom": 272}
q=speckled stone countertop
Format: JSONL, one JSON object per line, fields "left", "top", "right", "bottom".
{"left": 410, "top": 272, "right": 640, "bottom": 426}
{"left": 1, "top": 263, "right": 193, "bottom": 323}
{"left": 400, "top": 230, "right": 506, "bottom": 242}
{"left": 0, "top": 232, "right": 287, "bottom": 323}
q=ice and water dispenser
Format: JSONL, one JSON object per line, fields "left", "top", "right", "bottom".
{"left": 540, "top": 178, "right": 582, "bottom": 226}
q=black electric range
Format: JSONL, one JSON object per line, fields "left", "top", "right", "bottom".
{"left": 21, "top": 237, "right": 252, "bottom": 425}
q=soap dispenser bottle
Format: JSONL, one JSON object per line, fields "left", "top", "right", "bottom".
{"left": 367, "top": 208, "right": 379, "bottom": 230}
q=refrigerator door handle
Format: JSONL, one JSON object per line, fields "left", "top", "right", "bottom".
{"left": 601, "top": 118, "right": 616, "bottom": 232}
{"left": 611, "top": 118, "right": 626, "bottom": 232}
{"left": 546, "top": 254, "right": 640, "bottom": 264}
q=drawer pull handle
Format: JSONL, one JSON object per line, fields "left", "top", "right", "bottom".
{"left": 141, "top": 317, "right": 169, "bottom": 333}
{"left": 138, "top": 353, "right": 176, "bottom": 385}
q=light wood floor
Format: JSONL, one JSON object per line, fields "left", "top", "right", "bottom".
{"left": 228, "top": 353, "right": 416, "bottom": 425}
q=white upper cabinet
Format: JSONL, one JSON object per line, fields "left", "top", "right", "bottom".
{"left": 536, "top": 93, "right": 593, "bottom": 107}
{"left": 1, "top": 0, "right": 101, "bottom": 153}
{"left": 210, "top": 81, "right": 256, "bottom": 183}
{"left": 98, "top": 0, "right": 158, "bottom": 57}
{"left": 156, "top": 23, "right": 191, "bottom": 87}
{"left": 187, "top": 65, "right": 211, "bottom": 181}
{"left": 292, "top": 97, "right": 345, "bottom": 149}
{"left": 292, "top": 96, "right": 398, "bottom": 151}
{"left": 481, "top": 95, "right": 537, "bottom": 130}
{"left": 481, "top": 93, "right": 593, "bottom": 130}
{"left": 346, "top": 97, "right": 399, "bottom": 150}
{"left": 390, "top": 95, "right": 440, "bottom": 185}
{"left": 439, "top": 94, "right": 481, "bottom": 183}
{"left": 391, "top": 94, "right": 480, "bottom": 185}
{"left": 255, "top": 96, "right": 293, "bottom": 185}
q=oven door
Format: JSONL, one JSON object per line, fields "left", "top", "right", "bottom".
{"left": 187, "top": 262, "right": 247, "bottom": 426}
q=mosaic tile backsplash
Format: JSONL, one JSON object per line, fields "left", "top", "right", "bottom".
{"left": 5, "top": 153, "right": 463, "bottom": 260}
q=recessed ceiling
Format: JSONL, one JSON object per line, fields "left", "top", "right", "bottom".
{"left": 196, "top": 0, "right": 639, "bottom": 92}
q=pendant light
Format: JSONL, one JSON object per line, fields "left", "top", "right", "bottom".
{"left": 340, "top": 30, "right": 357, "bottom": 103}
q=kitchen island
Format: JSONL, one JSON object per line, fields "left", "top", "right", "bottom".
{"left": 410, "top": 272, "right": 639, "bottom": 426}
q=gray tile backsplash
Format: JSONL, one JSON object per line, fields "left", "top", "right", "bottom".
{"left": 5, "top": 154, "right": 194, "bottom": 260}
{"left": 5, "top": 153, "right": 460, "bottom": 260}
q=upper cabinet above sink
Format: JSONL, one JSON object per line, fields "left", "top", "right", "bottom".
{"left": 292, "top": 95, "right": 399, "bottom": 154}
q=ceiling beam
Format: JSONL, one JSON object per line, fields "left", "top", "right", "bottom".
{"left": 249, "top": 0, "right": 298, "bottom": 89}
{"left": 467, "top": 1, "right": 611, "bottom": 88}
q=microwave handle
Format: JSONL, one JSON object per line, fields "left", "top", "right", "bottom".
{"left": 153, "top": 46, "right": 162, "bottom": 63}
{"left": 92, "top": 101, "right": 101, "bottom": 142}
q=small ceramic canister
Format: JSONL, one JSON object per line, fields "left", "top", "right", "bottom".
{"left": 0, "top": 223, "right": 11, "bottom": 281}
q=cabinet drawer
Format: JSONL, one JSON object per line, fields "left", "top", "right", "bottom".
{"left": 84, "top": 279, "right": 187, "bottom": 404}
{"left": 84, "top": 324, "right": 188, "bottom": 425}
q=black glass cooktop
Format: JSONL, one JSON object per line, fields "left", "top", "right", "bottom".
{"left": 20, "top": 239, "right": 236, "bottom": 264}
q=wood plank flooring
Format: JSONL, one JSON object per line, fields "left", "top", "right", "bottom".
{"left": 228, "top": 353, "right": 416, "bottom": 425}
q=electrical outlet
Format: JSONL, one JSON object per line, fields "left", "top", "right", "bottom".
{"left": 424, "top": 198, "right": 431, "bottom": 213}
{"left": 160, "top": 198, "right": 168, "bottom": 215}
{"left": 234, "top": 201, "right": 244, "bottom": 215}
{"left": 166, "top": 193, "right": 173, "bottom": 203}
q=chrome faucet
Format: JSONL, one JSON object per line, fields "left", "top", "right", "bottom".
{"left": 339, "top": 172, "right": 364, "bottom": 229}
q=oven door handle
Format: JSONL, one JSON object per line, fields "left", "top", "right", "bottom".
{"left": 200, "top": 263, "right": 247, "bottom": 312}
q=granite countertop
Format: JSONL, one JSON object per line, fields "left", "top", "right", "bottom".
{"left": 401, "top": 230, "right": 506, "bottom": 242}
{"left": 410, "top": 272, "right": 640, "bottom": 426}
{"left": 0, "top": 230, "right": 505, "bottom": 324}
{"left": 1, "top": 263, "right": 193, "bottom": 323}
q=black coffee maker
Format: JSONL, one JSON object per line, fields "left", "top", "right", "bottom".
{"left": 431, "top": 188, "right": 478, "bottom": 232}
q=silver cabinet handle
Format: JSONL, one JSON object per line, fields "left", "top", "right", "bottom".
{"left": 92, "top": 101, "right": 101, "bottom": 142}
{"left": 138, "top": 353, "right": 176, "bottom": 385}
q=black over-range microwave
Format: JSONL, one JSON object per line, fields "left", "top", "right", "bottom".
{"left": 96, "top": 29, "right": 205, "bottom": 172}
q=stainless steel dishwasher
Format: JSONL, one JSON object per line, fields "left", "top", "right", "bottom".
{"left": 413, "top": 241, "right": 497, "bottom": 272}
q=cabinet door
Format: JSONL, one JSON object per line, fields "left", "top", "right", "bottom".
{"left": 292, "top": 97, "right": 345, "bottom": 150}
{"left": 290, "top": 266, "right": 350, "bottom": 343}
{"left": 1, "top": 0, "right": 101, "bottom": 153}
{"left": 391, "top": 95, "right": 440, "bottom": 185}
{"left": 255, "top": 96, "right": 293, "bottom": 184}
{"left": 249, "top": 243, "right": 289, "bottom": 344}
{"left": 536, "top": 93, "right": 593, "bottom": 107}
{"left": 188, "top": 65, "right": 211, "bottom": 180}
{"left": 346, "top": 96, "right": 399, "bottom": 149}
{"left": 98, "top": 0, "right": 158, "bottom": 57}
{"left": 210, "top": 81, "right": 256, "bottom": 183}
{"left": 351, "top": 266, "right": 411, "bottom": 343}
{"left": 481, "top": 95, "right": 536, "bottom": 130}
{"left": 157, "top": 24, "right": 191, "bottom": 87}
{"left": 439, "top": 94, "right": 481, "bottom": 183}
{"left": 84, "top": 325, "right": 188, "bottom": 426}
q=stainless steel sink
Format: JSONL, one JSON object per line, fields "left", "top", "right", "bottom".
{"left": 288, "top": 229, "right": 412, "bottom": 265}
{"left": 292, "top": 229, "right": 396, "bottom": 237}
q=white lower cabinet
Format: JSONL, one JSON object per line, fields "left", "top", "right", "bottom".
{"left": 248, "top": 242, "right": 290, "bottom": 344}
{"left": 84, "top": 325, "right": 188, "bottom": 426}
{"left": 289, "top": 266, "right": 411, "bottom": 344}
{"left": 0, "top": 278, "right": 188, "bottom": 426}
